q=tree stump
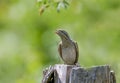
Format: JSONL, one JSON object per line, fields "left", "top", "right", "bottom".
{"left": 42, "top": 64, "right": 116, "bottom": 83}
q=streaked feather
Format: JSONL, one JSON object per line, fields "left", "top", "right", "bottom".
{"left": 73, "top": 41, "right": 79, "bottom": 64}
{"left": 58, "top": 43, "right": 63, "bottom": 60}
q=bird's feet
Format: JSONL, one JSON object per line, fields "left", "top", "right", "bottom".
{"left": 75, "top": 63, "right": 80, "bottom": 67}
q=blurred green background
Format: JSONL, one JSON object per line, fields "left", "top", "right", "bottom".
{"left": 0, "top": 0, "right": 120, "bottom": 83}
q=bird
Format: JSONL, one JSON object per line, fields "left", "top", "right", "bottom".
{"left": 55, "top": 29, "right": 79, "bottom": 65}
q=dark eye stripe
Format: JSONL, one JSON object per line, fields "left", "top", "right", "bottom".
{"left": 61, "top": 30, "right": 70, "bottom": 39}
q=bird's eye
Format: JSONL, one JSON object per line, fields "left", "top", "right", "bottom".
{"left": 61, "top": 31, "right": 65, "bottom": 34}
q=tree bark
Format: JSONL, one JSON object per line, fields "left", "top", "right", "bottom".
{"left": 42, "top": 64, "right": 116, "bottom": 83}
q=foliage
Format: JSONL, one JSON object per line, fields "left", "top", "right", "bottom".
{"left": 0, "top": 0, "right": 120, "bottom": 83}
{"left": 37, "top": 0, "right": 70, "bottom": 14}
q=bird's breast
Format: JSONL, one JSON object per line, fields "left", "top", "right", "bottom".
{"left": 62, "top": 46, "right": 76, "bottom": 65}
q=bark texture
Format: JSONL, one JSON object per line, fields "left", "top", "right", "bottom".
{"left": 42, "top": 64, "right": 116, "bottom": 83}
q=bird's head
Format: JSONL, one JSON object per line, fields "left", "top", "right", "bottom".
{"left": 55, "top": 29, "right": 70, "bottom": 40}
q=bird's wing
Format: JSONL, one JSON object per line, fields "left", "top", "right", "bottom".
{"left": 58, "top": 43, "right": 63, "bottom": 59}
{"left": 73, "top": 41, "right": 79, "bottom": 64}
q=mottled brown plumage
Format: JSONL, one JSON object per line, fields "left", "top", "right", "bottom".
{"left": 56, "top": 29, "right": 79, "bottom": 65}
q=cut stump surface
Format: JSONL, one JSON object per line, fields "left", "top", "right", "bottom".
{"left": 42, "top": 64, "right": 116, "bottom": 83}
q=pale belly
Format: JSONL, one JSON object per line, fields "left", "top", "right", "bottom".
{"left": 62, "top": 47, "right": 76, "bottom": 65}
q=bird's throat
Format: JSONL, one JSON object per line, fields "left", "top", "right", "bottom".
{"left": 61, "top": 37, "right": 72, "bottom": 47}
